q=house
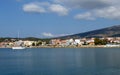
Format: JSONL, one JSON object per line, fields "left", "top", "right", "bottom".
{"left": 66, "top": 39, "right": 74, "bottom": 45}
{"left": 50, "top": 39, "right": 61, "bottom": 45}
{"left": 74, "top": 39, "right": 82, "bottom": 45}
{"left": 86, "top": 38, "right": 95, "bottom": 45}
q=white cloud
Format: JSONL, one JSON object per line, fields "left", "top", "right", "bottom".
{"left": 41, "top": 32, "right": 71, "bottom": 37}
{"left": 74, "top": 12, "right": 95, "bottom": 20}
{"left": 55, "top": 0, "right": 120, "bottom": 20}
{"left": 22, "top": 0, "right": 120, "bottom": 20}
{"left": 74, "top": 6, "right": 120, "bottom": 20}
{"left": 54, "top": 0, "right": 111, "bottom": 9}
{"left": 54, "top": 0, "right": 120, "bottom": 10}
{"left": 49, "top": 4, "right": 68, "bottom": 16}
{"left": 23, "top": 2, "right": 46, "bottom": 13}
{"left": 42, "top": 32, "right": 54, "bottom": 37}
{"left": 23, "top": 2, "right": 68, "bottom": 16}
{"left": 94, "top": 6, "right": 120, "bottom": 20}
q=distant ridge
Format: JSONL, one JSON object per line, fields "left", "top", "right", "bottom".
{"left": 57, "top": 25, "right": 120, "bottom": 39}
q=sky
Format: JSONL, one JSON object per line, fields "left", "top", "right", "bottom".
{"left": 0, "top": 0, "right": 120, "bottom": 38}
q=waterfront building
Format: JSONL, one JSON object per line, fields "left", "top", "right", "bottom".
{"left": 23, "top": 40, "right": 34, "bottom": 47}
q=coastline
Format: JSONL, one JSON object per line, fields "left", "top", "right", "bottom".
{"left": 0, "top": 45, "right": 120, "bottom": 49}
{"left": 32, "top": 45, "right": 120, "bottom": 48}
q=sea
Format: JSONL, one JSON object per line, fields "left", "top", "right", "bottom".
{"left": 0, "top": 48, "right": 120, "bottom": 75}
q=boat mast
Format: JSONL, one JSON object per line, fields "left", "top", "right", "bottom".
{"left": 18, "top": 31, "right": 19, "bottom": 41}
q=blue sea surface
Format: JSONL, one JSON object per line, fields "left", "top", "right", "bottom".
{"left": 0, "top": 48, "right": 120, "bottom": 75}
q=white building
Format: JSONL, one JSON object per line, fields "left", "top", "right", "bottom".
{"left": 74, "top": 39, "right": 82, "bottom": 45}
{"left": 66, "top": 39, "right": 74, "bottom": 45}
{"left": 23, "top": 41, "right": 34, "bottom": 46}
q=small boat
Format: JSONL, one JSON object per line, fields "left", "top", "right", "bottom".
{"left": 12, "top": 47, "right": 25, "bottom": 50}
{"left": 12, "top": 40, "right": 26, "bottom": 50}
{"left": 12, "top": 31, "right": 25, "bottom": 50}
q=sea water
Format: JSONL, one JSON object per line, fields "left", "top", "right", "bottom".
{"left": 0, "top": 48, "right": 120, "bottom": 75}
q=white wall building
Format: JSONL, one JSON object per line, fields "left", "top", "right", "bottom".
{"left": 23, "top": 41, "right": 34, "bottom": 46}
{"left": 74, "top": 39, "right": 82, "bottom": 45}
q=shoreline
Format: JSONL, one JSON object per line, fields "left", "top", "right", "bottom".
{"left": 0, "top": 45, "right": 120, "bottom": 49}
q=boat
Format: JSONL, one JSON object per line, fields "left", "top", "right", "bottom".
{"left": 12, "top": 47, "right": 25, "bottom": 50}
{"left": 12, "top": 40, "right": 26, "bottom": 50}
{"left": 12, "top": 31, "right": 26, "bottom": 50}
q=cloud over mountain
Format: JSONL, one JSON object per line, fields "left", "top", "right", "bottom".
{"left": 41, "top": 32, "right": 71, "bottom": 38}
{"left": 41, "top": 32, "right": 54, "bottom": 37}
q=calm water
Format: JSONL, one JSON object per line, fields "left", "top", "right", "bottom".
{"left": 0, "top": 48, "right": 120, "bottom": 75}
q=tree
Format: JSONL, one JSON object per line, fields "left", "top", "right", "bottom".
{"left": 32, "top": 43, "right": 36, "bottom": 46}
{"left": 94, "top": 38, "right": 108, "bottom": 45}
{"left": 36, "top": 41, "right": 42, "bottom": 46}
{"left": 101, "top": 39, "right": 108, "bottom": 45}
{"left": 94, "top": 38, "right": 101, "bottom": 45}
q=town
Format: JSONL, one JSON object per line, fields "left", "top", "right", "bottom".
{"left": 0, "top": 37, "right": 120, "bottom": 48}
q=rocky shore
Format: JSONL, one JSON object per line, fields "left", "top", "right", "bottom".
{"left": 0, "top": 45, "right": 120, "bottom": 49}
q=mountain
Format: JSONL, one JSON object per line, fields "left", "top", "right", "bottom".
{"left": 57, "top": 25, "right": 120, "bottom": 39}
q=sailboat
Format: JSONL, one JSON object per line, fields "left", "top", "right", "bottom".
{"left": 12, "top": 46, "right": 25, "bottom": 49}
{"left": 12, "top": 31, "right": 25, "bottom": 50}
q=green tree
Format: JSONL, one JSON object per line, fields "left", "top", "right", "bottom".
{"left": 94, "top": 38, "right": 108, "bottom": 45}
{"left": 36, "top": 41, "right": 42, "bottom": 46}
{"left": 101, "top": 39, "right": 108, "bottom": 45}
{"left": 94, "top": 38, "right": 101, "bottom": 45}
{"left": 32, "top": 42, "right": 36, "bottom": 46}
